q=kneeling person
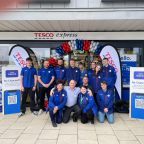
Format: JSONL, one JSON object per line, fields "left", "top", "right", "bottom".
{"left": 97, "top": 81, "right": 114, "bottom": 124}
{"left": 78, "top": 86, "right": 98, "bottom": 124}
{"left": 48, "top": 81, "right": 67, "bottom": 127}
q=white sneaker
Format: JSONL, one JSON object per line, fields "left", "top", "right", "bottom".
{"left": 18, "top": 112, "right": 25, "bottom": 117}
{"left": 32, "top": 111, "right": 38, "bottom": 116}
{"left": 38, "top": 109, "right": 43, "bottom": 115}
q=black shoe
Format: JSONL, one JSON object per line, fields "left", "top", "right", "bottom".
{"left": 52, "top": 122, "right": 57, "bottom": 127}
{"left": 91, "top": 120, "right": 94, "bottom": 124}
{"left": 72, "top": 115, "right": 78, "bottom": 122}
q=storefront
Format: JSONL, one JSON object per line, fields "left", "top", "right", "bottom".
{"left": 0, "top": 32, "right": 144, "bottom": 110}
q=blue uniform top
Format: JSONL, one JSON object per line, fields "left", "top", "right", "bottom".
{"left": 102, "top": 65, "right": 117, "bottom": 89}
{"left": 87, "top": 69, "right": 95, "bottom": 84}
{"left": 38, "top": 67, "right": 55, "bottom": 87}
{"left": 97, "top": 89, "right": 114, "bottom": 114}
{"left": 21, "top": 66, "right": 37, "bottom": 88}
{"left": 54, "top": 66, "right": 66, "bottom": 82}
{"left": 66, "top": 67, "right": 80, "bottom": 85}
{"left": 89, "top": 72, "right": 103, "bottom": 94}
{"left": 78, "top": 92, "right": 98, "bottom": 116}
{"left": 79, "top": 69, "right": 88, "bottom": 86}
{"left": 48, "top": 89, "right": 67, "bottom": 110}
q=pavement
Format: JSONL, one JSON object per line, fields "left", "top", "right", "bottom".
{"left": 0, "top": 110, "right": 144, "bottom": 144}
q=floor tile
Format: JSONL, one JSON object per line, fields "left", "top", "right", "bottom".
{"left": 98, "top": 135, "right": 119, "bottom": 144}
{"left": 115, "top": 130, "right": 137, "bottom": 141}
{"left": 78, "top": 130, "right": 97, "bottom": 140}
{"left": 39, "top": 130, "right": 59, "bottom": 140}
{"left": 57, "top": 135, "right": 77, "bottom": 144}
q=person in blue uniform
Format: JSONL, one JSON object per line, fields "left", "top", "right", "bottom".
{"left": 97, "top": 81, "right": 114, "bottom": 124}
{"left": 38, "top": 59, "right": 55, "bottom": 115}
{"left": 87, "top": 61, "right": 96, "bottom": 85}
{"left": 77, "top": 86, "right": 98, "bottom": 124}
{"left": 66, "top": 59, "right": 80, "bottom": 86}
{"left": 78, "top": 62, "right": 88, "bottom": 86}
{"left": 48, "top": 80, "right": 67, "bottom": 127}
{"left": 89, "top": 63, "right": 103, "bottom": 101}
{"left": 102, "top": 58, "right": 117, "bottom": 89}
{"left": 54, "top": 58, "right": 66, "bottom": 83}
{"left": 19, "top": 57, "right": 37, "bottom": 117}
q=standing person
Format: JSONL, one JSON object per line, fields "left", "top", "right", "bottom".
{"left": 19, "top": 57, "right": 37, "bottom": 117}
{"left": 89, "top": 64, "right": 103, "bottom": 101}
{"left": 66, "top": 59, "right": 80, "bottom": 86}
{"left": 48, "top": 80, "right": 67, "bottom": 127}
{"left": 87, "top": 61, "right": 96, "bottom": 85}
{"left": 38, "top": 60, "right": 55, "bottom": 115}
{"left": 97, "top": 81, "right": 114, "bottom": 124}
{"left": 81, "top": 76, "right": 92, "bottom": 91}
{"left": 78, "top": 62, "right": 87, "bottom": 86}
{"left": 102, "top": 58, "right": 117, "bottom": 90}
{"left": 54, "top": 58, "right": 66, "bottom": 83}
{"left": 77, "top": 86, "right": 98, "bottom": 124}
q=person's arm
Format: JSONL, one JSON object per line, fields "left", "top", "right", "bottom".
{"left": 38, "top": 76, "right": 46, "bottom": 87}
{"left": 83, "top": 95, "right": 94, "bottom": 113}
{"left": 96, "top": 91, "right": 105, "bottom": 109}
{"left": 107, "top": 90, "right": 114, "bottom": 110}
{"left": 49, "top": 95, "right": 55, "bottom": 109}
{"left": 46, "top": 70, "right": 55, "bottom": 88}
{"left": 57, "top": 91, "right": 67, "bottom": 110}
{"left": 20, "top": 69, "right": 24, "bottom": 91}
{"left": 32, "top": 69, "right": 37, "bottom": 91}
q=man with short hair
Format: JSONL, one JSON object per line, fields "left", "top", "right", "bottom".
{"left": 97, "top": 81, "right": 114, "bottom": 124}
{"left": 102, "top": 58, "right": 117, "bottom": 89}
{"left": 38, "top": 60, "right": 55, "bottom": 115}
{"left": 66, "top": 59, "right": 80, "bottom": 86}
{"left": 54, "top": 58, "right": 66, "bottom": 83}
{"left": 19, "top": 57, "right": 37, "bottom": 117}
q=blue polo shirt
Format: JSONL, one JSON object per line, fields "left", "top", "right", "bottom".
{"left": 21, "top": 66, "right": 37, "bottom": 88}
{"left": 54, "top": 66, "right": 66, "bottom": 81}
{"left": 38, "top": 67, "right": 55, "bottom": 87}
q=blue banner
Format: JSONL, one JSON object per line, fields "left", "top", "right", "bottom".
{"left": 4, "top": 90, "right": 21, "bottom": 115}
{"left": 131, "top": 93, "right": 144, "bottom": 119}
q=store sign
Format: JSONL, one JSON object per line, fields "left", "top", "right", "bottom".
{"left": 121, "top": 54, "right": 137, "bottom": 86}
{"left": 2, "top": 66, "right": 21, "bottom": 115}
{"left": 130, "top": 67, "right": 144, "bottom": 119}
{"left": 33, "top": 32, "right": 78, "bottom": 40}
{"left": 100, "top": 45, "right": 122, "bottom": 100}
{"left": 29, "top": 0, "right": 70, "bottom": 3}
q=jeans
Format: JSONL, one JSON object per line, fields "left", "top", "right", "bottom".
{"left": 98, "top": 111, "right": 114, "bottom": 124}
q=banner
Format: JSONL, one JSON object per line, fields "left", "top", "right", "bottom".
{"left": 130, "top": 67, "right": 144, "bottom": 119}
{"left": 2, "top": 66, "right": 21, "bottom": 115}
{"left": 121, "top": 54, "right": 137, "bottom": 87}
{"left": 99, "top": 45, "right": 122, "bottom": 100}
{"left": 9, "top": 45, "right": 38, "bottom": 68}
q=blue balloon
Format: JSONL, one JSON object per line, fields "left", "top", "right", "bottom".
{"left": 56, "top": 46, "right": 65, "bottom": 56}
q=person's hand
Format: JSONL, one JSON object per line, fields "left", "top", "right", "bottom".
{"left": 45, "top": 83, "right": 50, "bottom": 88}
{"left": 32, "top": 86, "right": 36, "bottom": 91}
{"left": 43, "top": 84, "right": 47, "bottom": 88}
{"left": 21, "top": 86, "right": 24, "bottom": 92}
{"left": 53, "top": 106, "right": 58, "bottom": 114}
{"left": 50, "top": 89, "right": 54, "bottom": 96}
{"left": 88, "top": 89, "right": 93, "bottom": 96}
{"left": 104, "top": 108, "right": 108, "bottom": 113}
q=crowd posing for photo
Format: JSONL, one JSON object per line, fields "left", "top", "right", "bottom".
{"left": 19, "top": 57, "right": 117, "bottom": 127}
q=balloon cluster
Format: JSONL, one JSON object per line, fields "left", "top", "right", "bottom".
{"left": 48, "top": 57, "right": 58, "bottom": 67}
{"left": 94, "top": 43, "right": 104, "bottom": 55}
{"left": 55, "top": 40, "right": 100, "bottom": 56}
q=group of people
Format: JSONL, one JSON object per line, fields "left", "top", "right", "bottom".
{"left": 19, "top": 56, "right": 117, "bottom": 127}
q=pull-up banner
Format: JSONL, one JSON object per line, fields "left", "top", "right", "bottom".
{"left": 99, "top": 45, "right": 122, "bottom": 100}
{"left": 9, "top": 45, "right": 38, "bottom": 68}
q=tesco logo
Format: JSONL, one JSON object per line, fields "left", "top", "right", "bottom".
{"left": 34, "top": 32, "right": 54, "bottom": 39}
